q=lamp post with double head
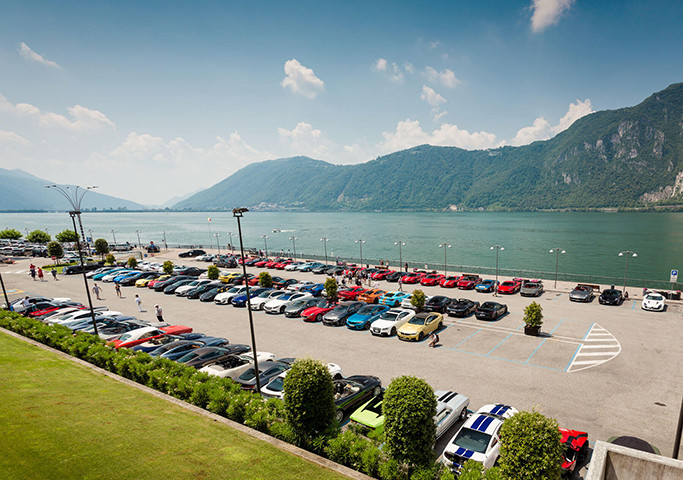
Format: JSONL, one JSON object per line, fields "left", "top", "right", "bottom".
{"left": 135, "top": 230, "right": 142, "bottom": 250}
{"left": 490, "top": 245, "right": 504, "bottom": 287}
{"left": 111, "top": 229, "right": 117, "bottom": 245}
{"left": 214, "top": 233, "right": 221, "bottom": 255}
{"left": 320, "top": 237, "right": 329, "bottom": 264}
{"left": 438, "top": 243, "right": 451, "bottom": 275}
{"left": 618, "top": 250, "right": 637, "bottom": 294}
{"left": 45, "top": 184, "right": 99, "bottom": 335}
{"left": 356, "top": 239, "right": 365, "bottom": 265}
{"left": 549, "top": 248, "right": 566, "bottom": 289}
{"left": 162, "top": 231, "right": 167, "bottom": 250}
{"left": 289, "top": 236, "right": 297, "bottom": 260}
{"left": 233, "top": 208, "right": 261, "bottom": 394}
{"left": 227, "top": 232, "right": 234, "bottom": 253}
{"left": 395, "top": 241, "right": 405, "bottom": 271}
{"left": 261, "top": 235, "right": 269, "bottom": 257}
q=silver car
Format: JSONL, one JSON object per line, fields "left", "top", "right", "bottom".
{"left": 569, "top": 285, "right": 594, "bottom": 302}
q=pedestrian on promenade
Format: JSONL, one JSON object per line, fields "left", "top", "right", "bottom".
{"left": 29, "top": 264, "right": 36, "bottom": 281}
{"left": 51, "top": 269, "right": 58, "bottom": 280}
{"left": 92, "top": 283, "right": 102, "bottom": 300}
{"left": 398, "top": 277, "right": 403, "bottom": 292}
{"left": 404, "top": 262, "right": 408, "bottom": 272}
{"left": 115, "top": 283, "right": 122, "bottom": 298}
{"left": 134, "top": 294, "right": 143, "bottom": 312}
{"left": 37, "top": 268, "right": 44, "bottom": 281}
{"left": 155, "top": 304, "right": 164, "bottom": 322}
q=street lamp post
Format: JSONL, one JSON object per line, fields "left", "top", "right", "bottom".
{"left": 289, "top": 236, "right": 297, "bottom": 260}
{"left": 618, "top": 250, "right": 637, "bottom": 294}
{"left": 438, "top": 243, "right": 451, "bottom": 275}
{"left": 0, "top": 271, "right": 10, "bottom": 310}
{"left": 549, "top": 248, "right": 566, "bottom": 289}
{"left": 490, "top": 245, "right": 504, "bottom": 287}
{"left": 227, "top": 232, "right": 234, "bottom": 253}
{"left": 395, "top": 241, "right": 405, "bottom": 271}
{"left": 135, "top": 230, "right": 142, "bottom": 250}
{"left": 261, "top": 235, "right": 269, "bottom": 257}
{"left": 111, "top": 229, "right": 117, "bottom": 245}
{"left": 356, "top": 239, "right": 365, "bottom": 265}
{"left": 233, "top": 208, "right": 261, "bottom": 394}
{"left": 87, "top": 229, "right": 92, "bottom": 248}
{"left": 162, "top": 231, "right": 167, "bottom": 250}
{"left": 45, "top": 184, "right": 99, "bottom": 335}
{"left": 320, "top": 237, "right": 329, "bottom": 264}
{"left": 214, "top": 233, "right": 221, "bottom": 255}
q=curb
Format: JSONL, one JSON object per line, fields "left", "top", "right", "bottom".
{"left": 0, "top": 327, "right": 373, "bottom": 480}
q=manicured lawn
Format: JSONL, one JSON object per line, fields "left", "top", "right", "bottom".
{"left": 0, "top": 332, "right": 348, "bottom": 480}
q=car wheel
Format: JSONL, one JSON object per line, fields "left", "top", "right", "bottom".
{"left": 364, "top": 321, "right": 371, "bottom": 330}
{"left": 316, "top": 314, "right": 323, "bottom": 322}
{"left": 373, "top": 386, "right": 381, "bottom": 396}
{"left": 280, "top": 306, "right": 285, "bottom": 314}
{"left": 418, "top": 332, "right": 424, "bottom": 341}
{"left": 335, "top": 409, "right": 344, "bottom": 423}
{"left": 391, "top": 327, "right": 396, "bottom": 336}
{"left": 438, "top": 322, "right": 443, "bottom": 330}
{"left": 459, "top": 407, "right": 468, "bottom": 420}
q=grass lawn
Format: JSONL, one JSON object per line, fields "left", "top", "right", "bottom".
{"left": 0, "top": 332, "right": 349, "bottom": 480}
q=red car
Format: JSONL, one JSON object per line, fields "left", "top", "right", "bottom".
{"left": 301, "top": 302, "right": 337, "bottom": 322}
{"left": 254, "top": 259, "right": 270, "bottom": 267}
{"left": 275, "top": 260, "right": 293, "bottom": 270}
{"left": 420, "top": 273, "right": 445, "bottom": 286}
{"left": 337, "top": 286, "right": 367, "bottom": 300}
{"left": 343, "top": 266, "right": 362, "bottom": 276}
{"left": 247, "top": 276, "right": 261, "bottom": 286}
{"left": 401, "top": 272, "right": 424, "bottom": 284}
{"left": 372, "top": 269, "right": 395, "bottom": 280}
{"left": 439, "top": 275, "right": 460, "bottom": 288}
{"left": 265, "top": 258, "right": 285, "bottom": 268}
{"left": 497, "top": 280, "right": 521, "bottom": 294}
{"left": 560, "top": 428, "right": 588, "bottom": 476}
{"left": 457, "top": 274, "right": 482, "bottom": 289}
{"left": 111, "top": 325, "right": 193, "bottom": 349}
{"left": 28, "top": 304, "right": 84, "bottom": 318}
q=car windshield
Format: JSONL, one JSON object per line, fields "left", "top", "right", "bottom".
{"left": 257, "top": 290, "right": 272, "bottom": 298}
{"left": 452, "top": 427, "right": 492, "bottom": 454}
{"left": 645, "top": 294, "right": 663, "bottom": 301}
{"left": 267, "top": 376, "right": 285, "bottom": 392}
{"left": 357, "top": 306, "right": 375, "bottom": 315}
{"left": 408, "top": 316, "right": 426, "bottom": 325}
{"left": 239, "top": 368, "right": 257, "bottom": 381}
{"left": 380, "top": 312, "right": 399, "bottom": 321}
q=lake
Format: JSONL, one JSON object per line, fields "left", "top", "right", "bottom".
{"left": 2, "top": 211, "right": 681, "bottom": 289}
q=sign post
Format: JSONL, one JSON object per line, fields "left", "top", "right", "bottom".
{"left": 671, "top": 269, "right": 678, "bottom": 290}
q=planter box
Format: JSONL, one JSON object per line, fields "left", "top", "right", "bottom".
{"left": 524, "top": 325, "right": 541, "bottom": 336}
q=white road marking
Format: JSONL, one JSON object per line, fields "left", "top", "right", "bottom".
{"left": 566, "top": 323, "right": 621, "bottom": 373}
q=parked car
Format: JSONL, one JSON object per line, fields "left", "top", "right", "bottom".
{"left": 397, "top": 312, "right": 443, "bottom": 341}
{"left": 178, "top": 249, "right": 206, "bottom": 258}
{"left": 560, "top": 428, "right": 589, "bottom": 477}
{"left": 234, "top": 361, "right": 291, "bottom": 391}
{"left": 214, "top": 286, "right": 248, "bottom": 305}
{"left": 230, "top": 287, "right": 271, "bottom": 307}
{"left": 475, "top": 279, "right": 498, "bottom": 293}
{"left": 261, "top": 363, "right": 343, "bottom": 399}
{"left": 421, "top": 273, "right": 445, "bottom": 286}
{"left": 264, "top": 292, "right": 312, "bottom": 314}
{"left": 401, "top": 272, "right": 424, "bottom": 284}
{"left": 457, "top": 274, "right": 482, "bottom": 289}
{"left": 337, "top": 286, "right": 367, "bottom": 301}
{"left": 440, "top": 275, "right": 461, "bottom": 288}
{"left": 425, "top": 295, "right": 451, "bottom": 313}
{"left": 569, "top": 285, "right": 594, "bottom": 302}
{"left": 446, "top": 298, "right": 480, "bottom": 317}
{"left": 346, "top": 304, "right": 390, "bottom": 330}
{"left": 249, "top": 290, "right": 287, "bottom": 310}
{"left": 301, "top": 301, "right": 337, "bottom": 322}
{"left": 475, "top": 302, "right": 508, "bottom": 320}
{"left": 284, "top": 297, "right": 325, "bottom": 318}
{"left": 497, "top": 280, "right": 521, "bottom": 295}
{"left": 322, "top": 301, "right": 365, "bottom": 326}
{"left": 176, "top": 344, "right": 252, "bottom": 369}
{"left": 378, "top": 291, "right": 411, "bottom": 307}
{"left": 641, "top": 292, "right": 666, "bottom": 312}
{"left": 358, "top": 288, "right": 386, "bottom": 304}
{"left": 333, "top": 375, "right": 382, "bottom": 422}
{"left": 370, "top": 308, "right": 415, "bottom": 337}
{"left": 599, "top": 288, "right": 624, "bottom": 306}
{"left": 198, "top": 352, "right": 276, "bottom": 379}
{"left": 111, "top": 325, "right": 193, "bottom": 349}
{"left": 520, "top": 281, "right": 544, "bottom": 297}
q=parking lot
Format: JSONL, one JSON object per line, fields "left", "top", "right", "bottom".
{"left": 2, "top": 251, "right": 682, "bottom": 472}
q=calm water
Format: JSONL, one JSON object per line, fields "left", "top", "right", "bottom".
{"left": 2, "top": 211, "right": 682, "bottom": 288}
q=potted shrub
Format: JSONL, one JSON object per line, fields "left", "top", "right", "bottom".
{"left": 523, "top": 301, "right": 543, "bottom": 336}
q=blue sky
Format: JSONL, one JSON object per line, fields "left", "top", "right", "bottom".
{"left": 1, "top": 0, "right": 682, "bottom": 205}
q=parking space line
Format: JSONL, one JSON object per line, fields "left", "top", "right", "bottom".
{"left": 449, "top": 329, "right": 481, "bottom": 350}
{"left": 486, "top": 333, "right": 513, "bottom": 356}
{"left": 567, "top": 323, "right": 621, "bottom": 373}
{"left": 548, "top": 319, "right": 565, "bottom": 335}
{"left": 524, "top": 338, "right": 546, "bottom": 364}
{"left": 564, "top": 345, "right": 582, "bottom": 372}
{"left": 632, "top": 300, "right": 636, "bottom": 310}
{"left": 552, "top": 293, "right": 563, "bottom": 301}
{"left": 582, "top": 323, "right": 595, "bottom": 340}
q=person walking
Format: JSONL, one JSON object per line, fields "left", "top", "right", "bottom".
{"left": 404, "top": 262, "right": 408, "bottom": 272}
{"left": 154, "top": 304, "right": 164, "bottom": 322}
{"left": 29, "top": 264, "right": 36, "bottom": 281}
{"left": 134, "top": 294, "right": 143, "bottom": 312}
{"left": 398, "top": 276, "right": 403, "bottom": 292}
{"left": 51, "top": 268, "right": 58, "bottom": 281}
{"left": 92, "top": 283, "right": 102, "bottom": 300}
{"left": 37, "top": 268, "right": 44, "bottom": 282}
{"left": 115, "top": 283, "right": 122, "bottom": 298}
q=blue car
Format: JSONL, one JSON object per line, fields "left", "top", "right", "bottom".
{"left": 92, "top": 267, "right": 127, "bottom": 280}
{"left": 232, "top": 287, "right": 272, "bottom": 307}
{"left": 475, "top": 279, "right": 499, "bottom": 293}
{"left": 379, "top": 291, "right": 411, "bottom": 307}
{"left": 346, "top": 304, "right": 390, "bottom": 330}
{"left": 113, "top": 271, "right": 141, "bottom": 283}
{"left": 300, "top": 283, "right": 325, "bottom": 296}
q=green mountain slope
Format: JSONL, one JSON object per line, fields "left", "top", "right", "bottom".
{"left": 176, "top": 82, "right": 683, "bottom": 211}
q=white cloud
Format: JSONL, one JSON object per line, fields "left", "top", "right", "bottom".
{"left": 404, "top": 63, "right": 414, "bottom": 74}
{"left": 424, "top": 67, "right": 460, "bottom": 88}
{"left": 373, "top": 58, "right": 388, "bottom": 72}
{"left": 278, "top": 121, "right": 331, "bottom": 158}
{"left": 280, "top": 59, "right": 325, "bottom": 99}
{"left": 372, "top": 59, "right": 413, "bottom": 83}
{"left": 420, "top": 85, "right": 446, "bottom": 108}
{"left": 510, "top": 98, "right": 593, "bottom": 145}
{"left": 429, "top": 41, "right": 440, "bottom": 50}
{"left": 530, "top": 0, "right": 575, "bottom": 33}
{"left": 18, "top": 42, "right": 62, "bottom": 69}
{"left": 0, "top": 130, "right": 29, "bottom": 145}
{"left": 380, "top": 119, "right": 500, "bottom": 152}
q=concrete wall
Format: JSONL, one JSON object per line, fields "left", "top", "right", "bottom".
{"left": 587, "top": 441, "right": 683, "bottom": 480}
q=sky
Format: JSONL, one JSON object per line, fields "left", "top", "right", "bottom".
{"left": 1, "top": 0, "right": 683, "bottom": 206}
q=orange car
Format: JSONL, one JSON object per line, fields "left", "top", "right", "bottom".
{"left": 358, "top": 288, "right": 386, "bottom": 304}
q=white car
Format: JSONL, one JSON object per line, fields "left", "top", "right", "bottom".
{"left": 175, "top": 279, "right": 214, "bottom": 296}
{"left": 442, "top": 403, "right": 518, "bottom": 473}
{"left": 263, "top": 292, "right": 312, "bottom": 314}
{"left": 400, "top": 294, "right": 431, "bottom": 310}
{"left": 286, "top": 281, "right": 314, "bottom": 292}
{"left": 370, "top": 308, "right": 416, "bottom": 337}
{"left": 199, "top": 351, "right": 276, "bottom": 378}
{"left": 250, "top": 290, "right": 287, "bottom": 310}
{"left": 642, "top": 292, "right": 666, "bottom": 312}
{"left": 261, "top": 363, "right": 343, "bottom": 399}
{"left": 214, "top": 286, "right": 248, "bottom": 305}
{"left": 284, "top": 261, "right": 304, "bottom": 271}
{"left": 101, "top": 269, "right": 134, "bottom": 282}
{"left": 49, "top": 309, "right": 122, "bottom": 326}
{"left": 434, "top": 390, "right": 470, "bottom": 439}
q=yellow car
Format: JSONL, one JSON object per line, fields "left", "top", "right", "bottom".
{"left": 137, "top": 274, "right": 167, "bottom": 287}
{"left": 219, "top": 272, "right": 241, "bottom": 284}
{"left": 397, "top": 312, "right": 443, "bottom": 342}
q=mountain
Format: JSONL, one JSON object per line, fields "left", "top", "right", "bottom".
{"left": 176, "top": 82, "right": 683, "bottom": 211}
{"left": 0, "top": 168, "right": 147, "bottom": 211}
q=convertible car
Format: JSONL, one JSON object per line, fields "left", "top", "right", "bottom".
{"left": 446, "top": 298, "right": 480, "bottom": 317}
{"left": 333, "top": 375, "right": 382, "bottom": 422}
{"left": 560, "top": 428, "right": 589, "bottom": 477}
{"left": 457, "top": 275, "right": 482, "bottom": 289}
{"left": 475, "top": 302, "right": 508, "bottom": 320}
{"left": 569, "top": 285, "right": 594, "bottom": 302}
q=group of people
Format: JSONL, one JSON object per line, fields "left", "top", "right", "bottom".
{"left": 29, "top": 263, "right": 57, "bottom": 281}
{"left": 90, "top": 283, "right": 163, "bottom": 321}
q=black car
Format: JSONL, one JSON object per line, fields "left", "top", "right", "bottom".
{"left": 178, "top": 249, "right": 206, "bottom": 258}
{"left": 333, "top": 375, "right": 382, "bottom": 422}
{"left": 177, "top": 344, "right": 251, "bottom": 369}
{"left": 284, "top": 297, "right": 326, "bottom": 318}
{"left": 234, "top": 362, "right": 291, "bottom": 391}
{"left": 312, "top": 264, "right": 331, "bottom": 274}
{"left": 425, "top": 295, "right": 452, "bottom": 313}
{"left": 173, "top": 267, "right": 207, "bottom": 277}
{"left": 322, "top": 301, "right": 365, "bottom": 326}
{"left": 274, "top": 278, "right": 298, "bottom": 289}
{"left": 475, "top": 302, "right": 508, "bottom": 320}
{"left": 146, "top": 244, "right": 160, "bottom": 253}
{"left": 446, "top": 298, "right": 480, "bottom": 317}
{"left": 385, "top": 271, "right": 404, "bottom": 282}
{"left": 152, "top": 275, "right": 193, "bottom": 291}
{"left": 119, "top": 271, "right": 158, "bottom": 286}
{"left": 62, "top": 262, "right": 103, "bottom": 274}
{"left": 163, "top": 279, "right": 195, "bottom": 294}
{"left": 186, "top": 282, "right": 223, "bottom": 299}
{"left": 599, "top": 288, "right": 624, "bottom": 305}
{"left": 216, "top": 256, "right": 238, "bottom": 268}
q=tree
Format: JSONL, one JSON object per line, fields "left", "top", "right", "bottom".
{"left": 127, "top": 257, "right": 138, "bottom": 268}
{"left": 498, "top": 410, "right": 563, "bottom": 480}
{"left": 47, "top": 241, "right": 63, "bottom": 260}
{"left": 523, "top": 301, "right": 543, "bottom": 327}
{"left": 163, "top": 260, "right": 174, "bottom": 275}
{"left": 458, "top": 461, "right": 503, "bottom": 480}
{"left": 94, "top": 238, "right": 109, "bottom": 258}
{"left": 410, "top": 289, "right": 426, "bottom": 311}
{"left": 324, "top": 277, "right": 338, "bottom": 302}
{"left": 0, "top": 229, "right": 22, "bottom": 240}
{"left": 259, "top": 271, "right": 273, "bottom": 288}
{"left": 55, "top": 230, "right": 79, "bottom": 243}
{"left": 283, "top": 358, "right": 337, "bottom": 445}
{"left": 207, "top": 265, "right": 219, "bottom": 280}
{"left": 26, "top": 230, "right": 50, "bottom": 244}
{"left": 383, "top": 375, "right": 436, "bottom": 469}
{"left": 105, "top": 254, "right": 116, "bottom": 265}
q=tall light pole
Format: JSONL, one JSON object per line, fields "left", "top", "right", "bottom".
{"left": 549, "top": 248, "right": 566, "bottom": 289}
{"left": 214, "top": 233, "right": 221, "bottom": 255}
{"left": 227, "top": 232, "right": 234, "bottom": 253}
{"left": 162, "top": 231, "right": 167, "bottom": 250}
{"left": 87, "top": 229, "right": 92, "bottom": 246}
{"left": 45, "top": 184, "right": 99, "bottom": 335}
{"left": 438, "top": 243, "right": 451, "bottom": 275}
{"left": 320, "top": 237, "right": 329, "bottom": 264}
{"left": 490, "top": 245, "right": 504, "bottom": 286}
{"left": 233, "top": 208, "right": 261, "bottom": 394}
{"left": 261, "top": 235, "right": 269, "bottom": 257}
{"left": 289, "top": 236, "right": 297, "bottom": 260}
{"left": 356, "top": 239, "right": 365, "bottom": 265}
{"left": 135, "top": 230, "right": 142, "bottom": 250}
{"left": 111, "top": 229, "right": 117, "bottom": 245}
{"left": 0, "top": 271, "right": 10, "bottom": 310}
{"left": 619, "top": 250, "right": 637, "bottom": 294}
{"left": 395, "top": 241, "right": 405, "bottom": 271}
